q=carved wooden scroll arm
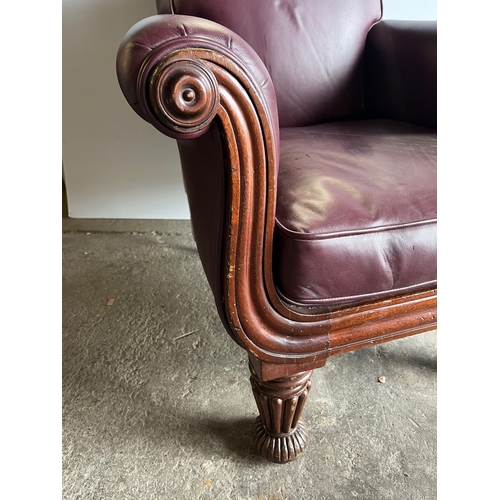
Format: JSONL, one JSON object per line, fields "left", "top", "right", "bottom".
{"left": 117, "top": 15, "right": 437, "bottom": 379}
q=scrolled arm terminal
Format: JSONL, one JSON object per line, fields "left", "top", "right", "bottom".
{"left": 147, "top": 58, "right": 220, "bottom": 136}
{"left": 116, "top": 14, "right": 280, "bottom": 141}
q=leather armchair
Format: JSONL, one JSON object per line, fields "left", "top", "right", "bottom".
{"left": 116, "top": 0, "right": 437, "bottom": 463}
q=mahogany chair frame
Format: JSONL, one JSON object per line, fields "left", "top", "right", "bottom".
{"left": 118, "top": 20, "right": 437, "bottom": 463}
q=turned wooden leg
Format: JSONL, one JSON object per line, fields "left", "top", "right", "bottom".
{"left": 249, "top": 362, "right": 313, "bottom": 463}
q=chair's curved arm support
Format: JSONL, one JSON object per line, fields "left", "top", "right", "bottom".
{"left": 364, "top": 20, "right": 437, "bottom": 129}
{"left": 117, "top": 14, "right": 437, "bottom": 379}
{"left": 116, "top": 14, "right": 280, "bottom": 143}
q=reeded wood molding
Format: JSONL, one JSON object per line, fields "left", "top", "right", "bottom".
{"left": 136, "top": 34, "right": 437, "bottom": 373}
{"left": 250, "top": 362, "right": 312, "bottom": 463}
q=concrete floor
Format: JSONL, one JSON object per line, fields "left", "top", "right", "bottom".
{"left": 62, "top": 218, "right": 436, "bottom": 500}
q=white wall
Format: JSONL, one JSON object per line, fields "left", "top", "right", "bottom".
{"left": 63, "top": 0, "right": 190, "bottom": 219}
{"left": 63, "top": 0, "right": 436, "bottom": 220}
{"left": 382, "top": 0, "right": 437, "bottom": 21}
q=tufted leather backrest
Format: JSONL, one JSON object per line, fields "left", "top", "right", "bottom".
{"left": 156, "top": 0, "right": 382, "bottom": 127}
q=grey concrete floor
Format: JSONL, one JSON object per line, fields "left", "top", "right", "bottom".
{"left": 62, "top": 218, "right": 436, "bottom": 500}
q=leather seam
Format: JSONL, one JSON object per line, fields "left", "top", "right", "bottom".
{"left": 276, "top": 280, "right": 437, "bottom": 307}
{"left": 274, "top": 217, "right": 436, "bottom": 241}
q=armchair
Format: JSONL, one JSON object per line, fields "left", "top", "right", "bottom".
{"left": 116, "top": 0, "right": 437, "bottom": 463}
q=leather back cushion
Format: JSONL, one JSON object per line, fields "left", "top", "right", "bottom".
{"left": 157, "top": 0, "right": 382, "bottom": 127}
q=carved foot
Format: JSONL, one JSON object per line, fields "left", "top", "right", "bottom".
{"left": 252, "top": 416, "right": 308, "bottom": 463}
{"left": 249, "top": 363, "right": 313, "bottom": 463}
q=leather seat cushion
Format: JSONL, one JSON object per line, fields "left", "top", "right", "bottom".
{"left": 274, "top": 119, "right": 437, "bottom": 307}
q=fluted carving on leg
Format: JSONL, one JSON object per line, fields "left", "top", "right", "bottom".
{"left": 249, "top": 363, "right": 313, "bottom": 463}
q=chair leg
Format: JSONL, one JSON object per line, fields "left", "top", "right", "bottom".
{"left": 249, "top": 361, "right": 313, "bottom": 463}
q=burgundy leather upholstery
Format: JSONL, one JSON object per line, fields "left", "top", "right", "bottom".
{"left": 117, "top": 1, "right": 436, "bottom": 311}
{"left": 364, "top": 20, "right": 437, "bottom": 129}
{"left": 157, "top": 0, "right": 382, "bottom": 127}
{"left": 274, "top": 120, "right": 436, "bottom": 306}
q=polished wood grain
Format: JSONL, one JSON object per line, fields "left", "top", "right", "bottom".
{"left": 250, "top": 360, "right": 313, "bottom": 463}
